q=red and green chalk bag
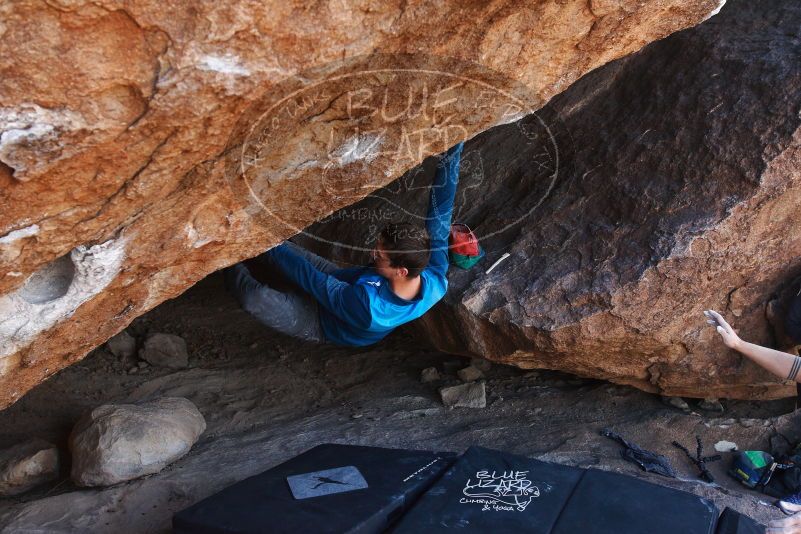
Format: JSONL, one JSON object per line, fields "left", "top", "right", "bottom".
{"left": 449, "top": 223, "right": 484, "bottom": 269}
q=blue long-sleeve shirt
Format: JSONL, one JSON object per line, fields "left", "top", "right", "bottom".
{"left": 267, "top": 142, "right": 464, "bottom": 346}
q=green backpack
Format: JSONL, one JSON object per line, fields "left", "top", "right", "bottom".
{"left": 729, "top": 450, "right": 776, "bottom": 488}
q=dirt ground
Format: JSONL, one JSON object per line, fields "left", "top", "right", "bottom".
{"left": 0, "top": 271, "right": 799, "bottom": 532}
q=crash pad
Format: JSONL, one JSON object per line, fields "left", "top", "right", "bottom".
{"left": 173, "top": 443, "right": 456, "bottom": 534}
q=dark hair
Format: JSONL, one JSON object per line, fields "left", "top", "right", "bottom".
{"left": 379, "top": 222, "right": 431, "bottom": 278}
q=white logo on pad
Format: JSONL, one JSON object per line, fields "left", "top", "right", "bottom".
{"left": 459, "top": 470, "right": 539, "bottom": 512}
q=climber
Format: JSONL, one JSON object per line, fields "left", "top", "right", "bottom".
{"left": 223, "top": 141, "right": 465, "bottom": 346}
{"left": 704, "top": 309, "right": 801, "bottom": 383}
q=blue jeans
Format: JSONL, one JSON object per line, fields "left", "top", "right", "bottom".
{"left": 224, "top": 242, "right": 335, "bottom": 343}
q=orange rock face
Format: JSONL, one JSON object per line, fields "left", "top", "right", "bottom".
{"left": 0, "top": 0, "right": 723, "bottom": 408}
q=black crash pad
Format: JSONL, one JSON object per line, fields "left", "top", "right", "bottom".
{"left": 173, "top": 444, "right": 456, "bottom": 534}
{"left": 393, "top": 446, "right": 719, "bottom": 534}
{"left": 392, "top": 445, "right": 584, "bottom": 533}
{"left": 552, "top": 467, "right": 718, "bottom": 534}
{"left": 715, "top": 507, "right": 765, "bottom": 534}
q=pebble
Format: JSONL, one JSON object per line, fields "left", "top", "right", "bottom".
{"left": 106, "top": 330, "right": 136, "bottom": 359}
{"left": 440, "top": 382, "right": 486, "bottom": 409}
{"left": 421, "top": 367, "right": 440, "bottom": 383}
{"left": 714, "top": 440, "right": 738, "bottom": 452}
{"left": 662, "top": 396, "right": 691, "bottom": 412}
{"left": 699, "top": 398, "right": 724, "bottom": 413}
{"left": 138, "top": 333, "right": 189, "bottom": 369}
{"left": 457, "top": 366, "right": 484, "bottom": 382}
{"left": 739, "top": 418, "right": 766, "bottom": 428}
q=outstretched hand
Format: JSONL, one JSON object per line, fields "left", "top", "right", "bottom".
{"left": 768, "top": 512, "right": 801, "bottom": 533}
{"left": 704, "top": 310, "right": 741, "bottom": 350}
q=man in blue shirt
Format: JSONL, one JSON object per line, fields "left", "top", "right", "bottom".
{"left": 224, "top": 141, "right": 464, "bottom": 346}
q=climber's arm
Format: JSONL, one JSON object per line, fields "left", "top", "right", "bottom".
{"left": 705, "top": 309, "right": 801, "bottom": 382}
{"left": 427, "top": 142, "right": 464, "bottom": 276}
{"left": 266, "top": 243, "right": 371, "bottom": 327}
{"left": 330, "top": 267, "right": 368, "bottom": 284}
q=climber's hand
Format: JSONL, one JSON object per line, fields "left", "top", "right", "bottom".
{"left": 768, "top": 511, "right": 801, "bottom": 533}
{"left": 704, "top": 310, "right": 741, "bottom": 350}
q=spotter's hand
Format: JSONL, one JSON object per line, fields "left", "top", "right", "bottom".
{"left": 768, "top": 512, "right": 801, "bottom": 534}
{"left": 704, "top": 310, "right": 741, "bottom": 350}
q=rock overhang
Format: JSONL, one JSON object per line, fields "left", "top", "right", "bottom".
{"left": 0, "top": 0, "right": 730, "bottom": 408}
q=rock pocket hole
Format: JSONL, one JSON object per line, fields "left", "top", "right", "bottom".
{"left": 19, "top": 253, "right": 75, "bottom": 304}
{"left": 0, "top": 161, "right": 15, "bottom": 181}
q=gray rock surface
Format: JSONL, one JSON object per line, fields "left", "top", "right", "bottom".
{"left": 138, "top": 333, "right": 189, "bottom": 369}
{"left": 0, "top": 439, "right": 59, "bottom": 496}
{"left": 440, "top": 382, "right": 486, "bottom": 409}
{"left": 105, "top": 330, "right": 136, "bottom": 359}
{"left": 69, "top": 397, "right": 205, "bottom": 487}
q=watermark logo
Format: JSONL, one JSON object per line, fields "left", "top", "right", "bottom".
{"left": 459, "top": 469, "right": 540, "bottom": 512}
{"left": 224, "top": 53, "right": 563, "bottom": 266}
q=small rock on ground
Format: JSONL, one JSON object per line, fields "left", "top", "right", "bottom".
{"left": 699, "top": 398, "right": 725, "bottom": 413}
{"left": 138, "top": 333, "right": 189, "bottom": 368}
{"left": 69, "top": 397, "right": 206, "bottom": 487}
{"left": 662, "top": 396, "right": 690, "bottom": 412}
{"left": 421, "top": 367, "right": 440, "bottom": 383}
{"left": 0, "top": 438, "right": 59, "bottom": 496}
{"left": 105, "top": 330, "right": 136, "bottom": 359}
{"left": 714, "top": 440, "right": 738, "bottom": 452}
{"left": 457, "top": 366, "right": 484, "bottom": 382}
{"left": 440, "top": 382, "right": 486, "bottom": 409}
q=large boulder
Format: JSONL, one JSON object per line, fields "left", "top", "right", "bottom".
{"left": 0, "top": 0, "right": 724, "bottom": 408}
{"left": 69, "top": 397, "right": 206, "bottom": 487}
{"left": 300, "top": 0, "right": 801, "bottom": 399}
{"left": 0, "top": 438, "right": 59, "bottom": 496}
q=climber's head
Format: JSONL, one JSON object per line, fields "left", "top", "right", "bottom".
{"left": 371, "top": 222, "right": 430, "bottom": 279}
